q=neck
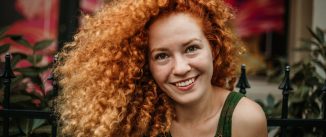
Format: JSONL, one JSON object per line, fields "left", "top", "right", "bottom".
{"left": 174, "top": 86, "right": 226, "bottom": 126}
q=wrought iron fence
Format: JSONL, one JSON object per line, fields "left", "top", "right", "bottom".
{"left": 237, "top": 64, "right": 326, "bottom": 137}
{"left": 0, "top": 53, "right": 58, "bottom": 137}
{"left": 0, "top": 54, "right": 326, "bottom": 137}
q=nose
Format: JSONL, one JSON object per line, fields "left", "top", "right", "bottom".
{"left": 172, "top": 55, "right": 191, "bottom": 76}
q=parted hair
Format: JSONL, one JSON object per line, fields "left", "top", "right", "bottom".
{"left": 54, "top": 0, "right": 240, "bottom": 136}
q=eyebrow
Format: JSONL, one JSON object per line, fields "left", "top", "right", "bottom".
{"left": 150, "top": 38, "right": 201, "bottom": 53}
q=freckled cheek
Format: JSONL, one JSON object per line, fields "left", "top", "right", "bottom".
{"left": 192, "top": 54, "right": 214, "bottom": 73}
{"left": 149, "top": 64, "right": 170, "bottom": 84}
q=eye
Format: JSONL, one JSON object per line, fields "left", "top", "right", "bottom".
{"left": 185, "top": 45, "right": 199, "bottom": 53}
{"left": 154, "top": 53, "right": 169, "bottom": 60}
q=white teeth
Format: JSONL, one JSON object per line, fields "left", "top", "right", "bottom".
{"left": 175, "top": 78, "right": 195, "bottom": 87}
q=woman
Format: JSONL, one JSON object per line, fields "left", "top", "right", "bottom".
{"left": 55, "top": 0, "right": 268, "bottom": 137}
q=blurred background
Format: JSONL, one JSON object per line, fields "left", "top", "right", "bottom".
{"left": 0, "top": 0, "right": 325, "bottom": 136}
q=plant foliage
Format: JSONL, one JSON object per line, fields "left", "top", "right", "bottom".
{"left": 0, "top": 26, "right": 55, "bottom": 136}
{"left": 262, "top": 27, "right": 326, "bottom": 137}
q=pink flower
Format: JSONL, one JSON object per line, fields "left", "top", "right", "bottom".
{"left": 1, "top": 0, "right": 59, "bottom": 55}
{"left": 226, "top": 0, "right": 284, "bottom": 38}
{"left": 32, "top": 99, "right": 41, "bottom": 107}
{"left": 41, "top": 70, "right": 54, "bottom": 95}
{"left": 36, "top": 55, "right": 53, "bottom": 67}
{"left": 15, "top": 60, "right": 33, "bottom": 68}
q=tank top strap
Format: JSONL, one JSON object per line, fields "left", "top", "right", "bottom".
{"left": 215, "top": 92, "right": 244, "bottom": 137}
{"left": 160, "top": 92, "right": 244, "bottom": 137}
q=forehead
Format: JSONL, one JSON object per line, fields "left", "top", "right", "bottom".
{"left": 148, "top": 13, "right": 205, "bottom": 48}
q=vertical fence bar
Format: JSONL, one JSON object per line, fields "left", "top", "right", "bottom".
{"left": 278, "top": 66, "right": 293, "bottom": 137}
{"left": 48, "top": 55, "right": 58, "bottom": 137}
{"left": 51, "top": 82, "right": 58, "bottom": 137}
{"left": 1, "top": 53, "right": 16, "bottom": 137}
{"left": 236, "top": 64, "right": 250, "bottom": 95}
{"left": 322, "top": 80, "right": 326, "bottom": 137}
{"left": 48, "top": 75, "right": 58, "bottom": 137}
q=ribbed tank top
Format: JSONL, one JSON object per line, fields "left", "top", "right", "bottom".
{"left": 161, "top": 92, "right": 244, "bottom": 137}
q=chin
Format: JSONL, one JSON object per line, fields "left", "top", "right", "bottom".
{"left": 173, "top": 91, "right": 206, "bottom": 105}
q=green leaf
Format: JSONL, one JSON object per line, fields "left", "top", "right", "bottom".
{"left": 20, "top": 89, "right": 43, "bottom": 100}
{"left": 27, "top": 55, "right": 43, "bottom": 65}
{"left": 11, "top": 52, "right": 28, "bottom": 67}
{"left": 18, "top": 118, "right": 46, "bottom": 135}
{"left": 294, "top": 47, "right": 311, "bottom": 52}
{"left": 9, "top": 35, "right": 32, "bottom": 48}
{"left": 30, "top": 76, "right": 45, "bottom": 95}
{"left": 33, "top": 125, "right": 52, "bottom": 134}
{"left": 14, "top": 66, "right": 50, "bottom": 78}
{"left": 307, "top": 101, "right": 320, "bottom": 118}
{"left": 266, "top": 94, "right": 275, "bottom": 107}
{"left": 312, "top": 59, "right": 326, "bottom": 74}
{"left": 308, "top": 27, "right": 321, "bottom": 43}
{"left": 10, "top": 94, "right": 32, "bottom": 103}
{"left": 31, "top": 119, "right": 46, "bottom": 132}
{"left": 12, "top": 56, "right": 23, "bottom": 67}
{"left": 34, "top": 39, "right": 53, "bottom": 51}
{"left": 11, "top": 75, "right": 24, "bottom": 87}
{"left": 305, "top": 76, "right": 319, "bottom": 87}
{"left": 0, "top": 43, "right": 10, "bottom": 54}
{"left": 14, "top": 67, "right": 40, "bottom": 77}
{"left": 316, "top": 27, "right": 325, "bottom": 44}
{"left": 290, "top": 87, "right": 308, "bottom": 103}
{"left": 300, "top": 38, "right": 322, "bottom": 49}
{"left": 19, "top": 118, "right": 33, "bottom": 135}
{"left": 271, "top": 102, "right": 282, "bottom": 117}
{"left": 37, "top": 65, "right": 51, "bottom": 72}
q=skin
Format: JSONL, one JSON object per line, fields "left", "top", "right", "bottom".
{"left": 148, "top": 12, "right": 215, "bottom": 106}
{"left": 149, "top": 13, "right": 268, "bottom": 137}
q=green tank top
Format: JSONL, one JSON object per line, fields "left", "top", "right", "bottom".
{"left": 161, "top": 92, "right": 244, "bottom": 137}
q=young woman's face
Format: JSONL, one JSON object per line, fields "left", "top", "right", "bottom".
{"left": 148, "top": 13, "right": 214, "bottom": 105}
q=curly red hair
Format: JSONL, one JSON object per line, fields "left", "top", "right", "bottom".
{"left": 55, "top": 0, "right": 240, "bottom": 136}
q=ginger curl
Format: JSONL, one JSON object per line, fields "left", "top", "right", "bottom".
{"left": 55, "top": 0, "right": 239, "bottom": 136}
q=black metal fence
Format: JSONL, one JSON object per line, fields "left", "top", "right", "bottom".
{"left": 237, "top": 64, "right": 326, "bottom": 137}
{"left": 1, "top": 55, "right": 326, "bottom": 137}
{"left": 0, "top": 53, "right": 58, "bottom": 137}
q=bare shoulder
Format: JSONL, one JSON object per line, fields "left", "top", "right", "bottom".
{"left": 232, "top": 96, "right": 268, "bottom": 137}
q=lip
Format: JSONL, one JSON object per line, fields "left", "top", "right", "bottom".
{"left": 171, "top": 76, "right": 198, "bottom": 83}
{"left": 171, "top": 76, "right": 198, "bottom": 91}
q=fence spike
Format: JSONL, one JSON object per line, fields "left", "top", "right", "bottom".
{"left": 1, "top": 53, "right": 15, "bottom": 79}
{"left": 236, "top": 64, "right": 250, "bottom": 95}
{"left": 279, "top": 65, "right": 293, "bottom": 137}
{"left": 1, "top": 52, "right": 15, "bottom": 137}
{"left": 278, "top": 65, "right": 293, "bottom": 93}
{"left": 1, "top": 52, "right": 16, "bottom": 108}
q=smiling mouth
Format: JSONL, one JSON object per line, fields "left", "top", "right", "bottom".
{"left": 172, "top": 75, "right": 199, "bottom": 89}
{"left": 175, "top": 78, "right": 195, "bottom": 87}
